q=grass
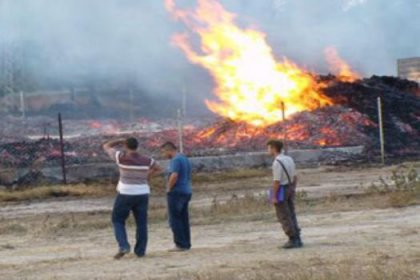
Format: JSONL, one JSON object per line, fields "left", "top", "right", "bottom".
{"left": 2, "top": 186, "right": 418, "bottom": 238}
{"left": 0, "top": 184, "right": 115, "bottom": 202}
{"left": 0, "top": 168, "right": 271, "bottom": 202}
{"left": 1, "top": 163, "right": 419, "bottom": 236}
{"left": 164, "top": 262, "right": 420, "bottom": 280}
{"left": 1, "top": 164, "right": 419, "bottom": 280}
{"left": 368, "top": 164, "right": 420, "bottom": 208}
{"left": 194, "top": 190, "right": 420, "bottom": 226}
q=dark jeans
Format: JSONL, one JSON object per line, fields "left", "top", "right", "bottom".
{"left": 112, "top": 193, "right": 149, "bottom": 256}
{"left": 274, "top": 185, "right": 301, "bottom": 239}
{"left": 167, "top": 192, "right": 192, "bottom": 249}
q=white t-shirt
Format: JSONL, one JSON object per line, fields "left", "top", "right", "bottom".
{"left": 272, "top": 153, "right": 296, "bottom": 185}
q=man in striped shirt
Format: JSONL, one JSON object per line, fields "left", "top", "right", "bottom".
{"left": 103, "top": 137, "right": 160, "bottom": 259}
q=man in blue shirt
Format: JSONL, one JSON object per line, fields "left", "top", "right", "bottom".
{"left": 161, "top": 141, "right": 192, "bottom": 251}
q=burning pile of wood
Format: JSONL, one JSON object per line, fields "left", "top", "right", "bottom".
{"left": 144, "top": 106, "right": 374, "bottom": 156}
{"left": 0, "top": 76, "right": 418, "bottom": 170}
{"left": 321, "top": 75, "right": 419, "bottom": 155}
{"left": 145, "top": 75, "right": 420, "bottom": 156}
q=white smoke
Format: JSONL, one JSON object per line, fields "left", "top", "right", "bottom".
{"left": 0, "top": 0, "right": 419, "bottom": 101}
{"left": 342, "top": 0, "right": 367, "bottom": 11}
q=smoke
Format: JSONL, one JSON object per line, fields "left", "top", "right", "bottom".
{"left": 0, "top": 1, "right": 190, "bottom": 92}
{"left": 0, "top": 0, "right": 419, "bottom": 109}
{"left": 225, "top": 0, "right": 420, "bottom": 76}
{"left": 342, "top": 0, "right": 368, "bottom": 11}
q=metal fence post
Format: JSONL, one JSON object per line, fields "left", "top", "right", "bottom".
{"left": 377, "top": 97, "right": 385, "bottom": 165}
{"left": 177, "top": 109, "right": 184, "bottom": 153}
{"left": 58, "top": 113, "right": 67, "bottom": 184}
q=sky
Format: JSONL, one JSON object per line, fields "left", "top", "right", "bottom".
{"left": 0, "top": 0, "right": 419, "bottom": 98}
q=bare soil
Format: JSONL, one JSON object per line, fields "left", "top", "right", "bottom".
{"left": 0, "top": 164, "right": 419, "bottom": 280}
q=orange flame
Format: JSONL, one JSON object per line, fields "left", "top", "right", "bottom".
{"left": 165, "top": 0, "right": 332, "bottom": 127}
{"left": 324, "top": 47, "right": 360, "bottom": 82}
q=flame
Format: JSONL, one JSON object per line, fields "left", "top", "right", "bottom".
{"left": 324, "top": 47, "right": 360, "bottom": 82}
{"left": 165, "top": 0, "right": 332, "bottom": 127}
{"left": 89, "top": 121, "right": 102, "bottom": 129}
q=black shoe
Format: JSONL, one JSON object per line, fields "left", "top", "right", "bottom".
{"left": 296, "top": 236, "right": 304, "bottom": 247}
{"left": 282, "top": 238, "right": 302, "bottom": 249}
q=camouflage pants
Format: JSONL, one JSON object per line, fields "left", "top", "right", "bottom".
{"left": 274, "top": 185, "right": 300, "bottom": 238}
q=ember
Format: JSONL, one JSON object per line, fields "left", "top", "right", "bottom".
{"left": 143, "top": 76, "right": 419, "bottom": 157}
{"left": 145, "top": 106, "right": 375, "bottom": 155}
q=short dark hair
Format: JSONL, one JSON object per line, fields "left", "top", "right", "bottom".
{"left": 126, "top": 137, "right": 139, "bottom": 150}
{"left": 267, "top": 139, "right": 283, "bottom": 153}
{"left": 161, "top": 141, "right": 177, "bottom": 151}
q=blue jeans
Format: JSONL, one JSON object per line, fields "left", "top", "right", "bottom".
{"left": 167, "top": 192, "right": 192, "bottom": 249}
{"left": 112, "top": 194, "right": 149, "bottom": 256}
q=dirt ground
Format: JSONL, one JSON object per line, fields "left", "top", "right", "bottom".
{"left": 0, "top": 164, "right": 419, "bottom": 280}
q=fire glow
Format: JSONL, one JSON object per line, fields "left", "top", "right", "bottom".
{"left": 165, "top": 0, "right": 359, "bottom": 127}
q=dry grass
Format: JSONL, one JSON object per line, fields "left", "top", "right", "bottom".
{"left": 0, "top": 168, "right": 270, "bottom": 202}
{"left": 368, "top": 164, "right": 420, "bottom": 208}
{"left": 192, "top": 188, "right": 420, "bottom": 225}
{"left": 193, "top": 168, "right": 270, "bottom": 184}
{"left": 1, "top": 164, "right": 419, "bottom": 236}
{"left": 3, "top": 188, "right": 417, "bottom": 238}
{"left": 0, "top": 184, "right": 115, "bottom": 202}
{"left": 163, "top": 262, "right": 419, "bottom": 280}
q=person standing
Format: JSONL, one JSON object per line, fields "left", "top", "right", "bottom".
{"left": 267, "top": 139, "right": 303, "bottom": 249}
{"left": 160, "top": 141, "right": 192, "bottom": 252}
{"left": 103, "top": 137, "right": 160, "bottom": 259}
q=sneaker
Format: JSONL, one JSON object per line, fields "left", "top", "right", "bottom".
{"left": 114, "top": 249, "right": 130, "bottom": 260}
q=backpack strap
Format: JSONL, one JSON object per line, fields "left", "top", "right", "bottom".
{"left": 276, "top": 159, "right": 292, "bottom": 185}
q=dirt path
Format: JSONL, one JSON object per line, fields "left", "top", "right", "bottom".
{"left": 0, "top": 164, "right": 418, "bottom": 279}
{"left": 0, "top": 205, "right": 419, "bottom": 280}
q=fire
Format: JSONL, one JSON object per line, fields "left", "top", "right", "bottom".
{"left": 324, "top": 47, "right": 360, "bottom": 82}
{"left": 165, "top": 0, "right": 332, "bottom": 127}
{"left": 89, "top": 121, "right": 102, "bottom": 129}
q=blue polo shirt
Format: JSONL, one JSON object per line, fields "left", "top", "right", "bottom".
{"left": 167, "top": 153, "right": 192, "bottom": 194}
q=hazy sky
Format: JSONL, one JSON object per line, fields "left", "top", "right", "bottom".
{"left": 0, "top": 0, "right": 419, "bottom": 96}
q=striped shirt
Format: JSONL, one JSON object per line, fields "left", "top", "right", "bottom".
{"left": 106, "top": 148, "right": 155, "bottom": 195}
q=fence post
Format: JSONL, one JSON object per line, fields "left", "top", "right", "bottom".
{"left": 20, "top": 91, "right": 26, "bottom": 120}
{"left": 58, "top": 113, "right": 67, "bottom": 184}
{"left": 177, "top": 109, "right": 184, "bottom": 153}
{"left": 377, "top": 97, "right": 385, "bottom": 165}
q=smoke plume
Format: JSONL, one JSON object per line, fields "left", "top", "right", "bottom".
{"left": 0, "top": 0, "right": 418, "bottom": 114}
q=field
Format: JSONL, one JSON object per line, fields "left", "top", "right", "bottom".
{"left": 0, "top": 163, "right": 419, "bottom": 280}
